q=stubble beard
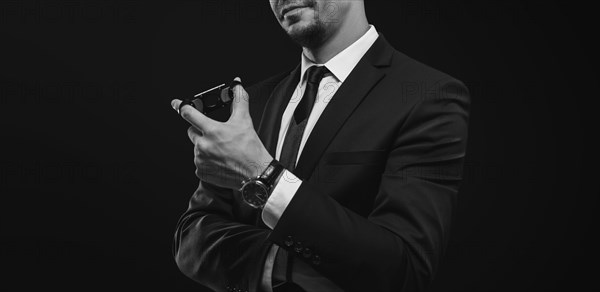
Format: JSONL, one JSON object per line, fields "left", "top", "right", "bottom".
{"left": 286, "top": 15, "right": 328, "bottom": 49}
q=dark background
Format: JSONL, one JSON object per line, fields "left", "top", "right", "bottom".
{"left": 1, "top": 0, "right": 597, "bottom": 291}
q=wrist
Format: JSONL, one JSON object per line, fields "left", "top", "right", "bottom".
{"left": 249, "top": 152, "right": 274, "bottom": 179}
{"left": 240, "top": 159, "right": 285, "bottom": 209}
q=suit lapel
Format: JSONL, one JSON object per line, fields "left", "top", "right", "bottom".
{"left": 257, "top": 64, "right": 301, "bottom": 157}
{"left": 293, "top": 35, "right": 395, "bottom": 180}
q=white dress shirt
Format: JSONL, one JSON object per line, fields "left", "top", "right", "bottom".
{"left": 260, "top": 25, "right": 380, "bottom": 292}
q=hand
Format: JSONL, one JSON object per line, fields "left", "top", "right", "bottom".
{"left": 171, "top": 77, "right": 273, "bottom": 190}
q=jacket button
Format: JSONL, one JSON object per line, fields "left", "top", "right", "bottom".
{"left": 294, "top": 242, "right": 303, "bottom": 253}
{"left": 284, "top": 236, "right": 294, "bottom": 247}
{"left": 312, "top": 255, "right": 321, "bottom": 266}
{"left": 302, "top": 247, "right": 312, "bottom": 258}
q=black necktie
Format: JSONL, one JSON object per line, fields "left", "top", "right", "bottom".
{"left": 279, "top": 65, "right": 330, "bottom": 172}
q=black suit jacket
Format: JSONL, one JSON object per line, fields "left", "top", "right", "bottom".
{"left": 173, "top": 35, "right": 470, "bottom": 292}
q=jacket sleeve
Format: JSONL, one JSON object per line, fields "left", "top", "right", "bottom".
{"left": 173, "top": 181, "right": 272, "bottom": 292}
{"left": 266, "top": 78, "right": 470, "bottom": 292}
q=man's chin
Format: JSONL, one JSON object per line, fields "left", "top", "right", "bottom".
{"left": 278, "top": 7, "right": 326, "bottom": 48}
{"left": 286, "top": 23, "right": 326, "bottom": 49}
{"left": 285, "top": 21, "right": 312, "bottom": 38}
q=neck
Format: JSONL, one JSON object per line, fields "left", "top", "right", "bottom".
{"left": 303, "top": 15, "right": 369, "bottom": 64}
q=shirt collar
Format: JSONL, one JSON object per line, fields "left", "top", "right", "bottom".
{"left": 300, "top": 25, "right": 379, "bottom": 84}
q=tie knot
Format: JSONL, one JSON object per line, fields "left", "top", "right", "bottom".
{"left": 306, "top": 66, "right": 329, "bottom": 85}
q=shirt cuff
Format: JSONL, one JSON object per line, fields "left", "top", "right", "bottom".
{"left": 261, "top": 170, "right": 302, "bottom": 229}
{"left": 260, "top": 245, "right": 279, "bottom": 292}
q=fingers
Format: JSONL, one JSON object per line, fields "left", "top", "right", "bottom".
{"left": 171, "top": 76, "right": 248, "bottom": 129}
{"left": 229, "top": 77, "right": 251, "bottom": 120}
{"left": 187, "top": 126, "right": 203, "bottom": 144}
{"left": 171, "top": 98, "right": 216, "bottom": 133}
{"left": 171, "top": 98, "right": 195, "bottom": 114}
{"left": 171, "top": 99, "right": 183, "bottom": 114}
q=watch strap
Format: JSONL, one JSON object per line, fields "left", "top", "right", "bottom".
{"left": 260, "top": 159, "right": 285, "bottom": 191}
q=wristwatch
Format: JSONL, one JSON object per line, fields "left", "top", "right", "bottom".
{"left": 240, "top": 159, "right": 285, "bottom": 209}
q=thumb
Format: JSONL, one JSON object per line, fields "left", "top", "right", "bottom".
{"left": 229, "top": 77, "right": 250, "bottom": 120}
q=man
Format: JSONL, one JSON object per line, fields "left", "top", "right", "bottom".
{"left": 171, "top": 1, "right": 470, "bottom": 291}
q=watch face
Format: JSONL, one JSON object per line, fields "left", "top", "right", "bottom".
{"left": 241, "top": 181, "right": 269, "bottom": 208}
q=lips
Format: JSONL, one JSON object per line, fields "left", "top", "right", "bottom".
{"left": 281, "top": 4, "right": 310, "bottom": 17}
